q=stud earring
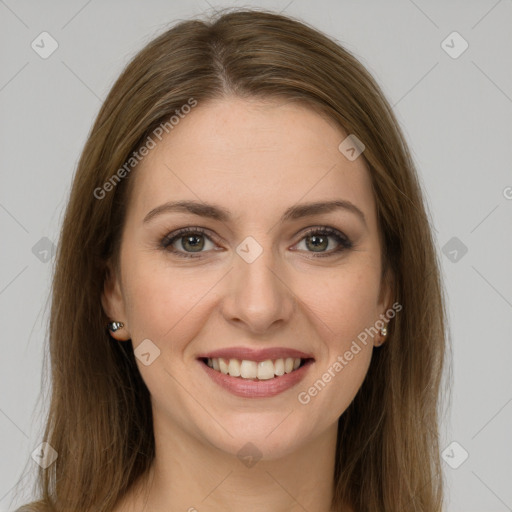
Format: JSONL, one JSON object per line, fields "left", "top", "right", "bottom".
{"left": 108, "top": 321, "right": 124, "bottom": 332}
{"left": 375, "top": 325, "right": 388, "bottom": 347}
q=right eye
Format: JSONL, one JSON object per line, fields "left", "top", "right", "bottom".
{"left": 161, "top": 227, "right": 218, "bottom": 258}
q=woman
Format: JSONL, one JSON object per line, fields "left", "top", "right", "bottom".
{"left": 17, "top": 8, "right": 447, "bottom": 512}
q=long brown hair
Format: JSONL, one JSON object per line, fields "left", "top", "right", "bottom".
{"left": 15, "top": 8, "right": 448, "bottom": 511}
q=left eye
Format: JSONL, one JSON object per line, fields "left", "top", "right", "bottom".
{"left": 294, "top": 228, "right": 352, "bottom": 256}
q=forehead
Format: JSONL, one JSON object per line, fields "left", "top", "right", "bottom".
{"left": 127, "top": 97, "right": 376, "bottom": 226}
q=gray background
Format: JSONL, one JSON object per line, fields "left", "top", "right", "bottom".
{"left": 1, "top": 0, "right": 511, "bottom": 510}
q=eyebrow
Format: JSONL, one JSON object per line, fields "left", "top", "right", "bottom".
{"left": 143, "top": 199, "right": 367, "bottom": 227}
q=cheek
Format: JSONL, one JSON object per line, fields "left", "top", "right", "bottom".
{"left": 319, "top": 346, "right": 373, "bottom": 422}
{"left": 295, "top": 262, "right": 381, "bottom": 414}
{"left": 296, "top": 266, "right": 378, "bottom": 418}
{"left": 122, "top": 252, "right": 219, "bottom": 345}
{"left": 297, "top": 262, "right": 382, "bottom": 344}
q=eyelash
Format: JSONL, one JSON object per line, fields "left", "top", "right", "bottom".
{"left": 160, "top": 226, "right": 353, "bottom": 259}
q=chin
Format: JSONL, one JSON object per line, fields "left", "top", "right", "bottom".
{"left": 199, "top": 415, "right": 312, "bottom": 462}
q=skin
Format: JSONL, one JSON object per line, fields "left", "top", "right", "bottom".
{"left": 103, "top": 96, "right": 392, "bottom": 512}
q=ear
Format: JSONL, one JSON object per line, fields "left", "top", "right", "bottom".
{"left": 101, "top": 261, "right": 130, "bottom": 341}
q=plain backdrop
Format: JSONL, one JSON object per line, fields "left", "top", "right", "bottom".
{"left": 1, "top": 1, "right": 511, "bottom": 511}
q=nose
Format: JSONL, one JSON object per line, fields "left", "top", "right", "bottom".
{"left": 220, "top": 241, "right": 295, "bottom": 335}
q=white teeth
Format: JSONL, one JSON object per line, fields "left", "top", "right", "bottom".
{"left": 240, "top": 360, "right": 258, "bottom": 379}
{"left": 228, "top": 359, "right": 241, "bottom": 377}
{"left": 274, "top": 358, "right": 285, "bottom": 376}
{"left": 257, "top": 360, "right": 275, "bottom": 380}
{"left": 206, "top": 357, "right": 304, "bottom": 379}
{"left": 219, "top": 358, "right": 229, "bottom": 374}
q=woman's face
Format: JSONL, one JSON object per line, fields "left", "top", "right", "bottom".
{"left": 103, "top": 97, "right": 391, "bottom": 460}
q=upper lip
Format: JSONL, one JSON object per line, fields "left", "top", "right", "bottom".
{"left": 197, "top": 347, "right": 315, "bottom": 363}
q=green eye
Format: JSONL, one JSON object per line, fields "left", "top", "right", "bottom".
{"left": 161, "top": 227, "right": 214, "bottom": 258}
{"left": 295, "top": 227, "right": 352, "bottom": 256}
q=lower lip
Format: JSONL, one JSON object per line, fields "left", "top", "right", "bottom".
{"left": 198, "top": 359, "right": 314, "bottom": 398}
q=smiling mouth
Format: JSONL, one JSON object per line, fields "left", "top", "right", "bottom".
{"left": 199, "top": 357, "right": 313, "bottom": 381}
